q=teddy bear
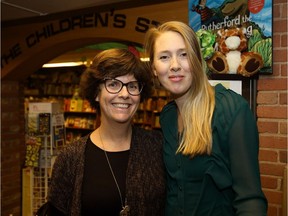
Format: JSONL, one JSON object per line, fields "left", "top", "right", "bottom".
{"left": 206, "top": 27, "right": 263, "bottom": 77}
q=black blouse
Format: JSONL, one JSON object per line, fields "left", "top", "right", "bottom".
{"left": 81, "top": 139, "right": 129, "bottom": 215}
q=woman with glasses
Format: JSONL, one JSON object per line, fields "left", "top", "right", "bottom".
{"left": 46, "top": 48, "right": 166, "bottom": 216}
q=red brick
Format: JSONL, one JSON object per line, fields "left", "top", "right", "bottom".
{"left": 259, "top": 135, "right": 287, "bottom": 149}
{"left": 1, "top": 133, "right": 25, "bottom": 141}
{"left": 1, "top": 80, "right": 25, "bottom": 216}
{"left": 258, "top": 78, "right": 287, "bottom": 91}
{"left": 1, "top": 98, "right": 21, "bottom": 107}
{"left": 274, "top": 0, "right": 288, "bottom": 3}
{"left": 257, "top": 120, "right": 278, "bottom": 133}
{"left": 279, "top": 92, "right": 287, "bottom": 105}
{"left": 267, "top": 205, "right": 279, "bottom": 216}
{"left": 279, "top": 150, "right": 287, "bottom": 163}
{"left": 273, "top": 49, "right": 288, "bottom": 62}
{"left": 281, "top": 33, "right": 287, "bottom": 47}
{"left": 273, "top": 4, "right": 280, "bottom": 18}
{"left": 261, "top": 176, "right": 279, "bottom": 189}
{"left": 1, "top": 112, "right": 23, "bottom": 123}
{"left": 1, "top": 81, "right": 19, "bottom": 95}
{"left": 273, "top": 34, "right": 281, "bottom": 48}
{"left": 281, "top": 3, "right": 287, "bottom": 19}
{"left": 257, "top": 92, "right": 278, "bottom": 104}
{"left": 260, "top": 163, "right": 286, "bottom": 176}
{"left": 259, "top": 149, "right": 278, "bottom": 162}
{"left": 263, "top": 190, "right": 283, "bottom": 205}
{"left": 1, "top": 185, "right": 22, "bottom": 198}
{"left": 273, "top": 20, "right": 288, "bottom": 33}
{"left": 281, "top": 63, "right": 287, "bottom": 76}
{"left": 257, "top": 106, "right": 287, "bottom": 119}
{"left": 271, "top": 63, "right": 281, "bottom": 76}
{"left": 279, "top": 121, "right": 287, "bottom": 134}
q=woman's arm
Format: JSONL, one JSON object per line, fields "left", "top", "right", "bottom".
{"left": 228, "top": 102, "right": 267, "bottom": 215}
{"left": 47, "top": 146, "right": 75, "bottom": 215}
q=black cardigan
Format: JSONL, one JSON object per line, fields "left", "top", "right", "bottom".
{"left": 48, "top": 126, "right": 166, "bottom": 216}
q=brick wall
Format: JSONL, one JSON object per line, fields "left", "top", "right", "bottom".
{"left": 258, "top": 1, "right": 288, "bottom": 216}
{"left": 1, "top": 81, "right": 26, "bottom": 216}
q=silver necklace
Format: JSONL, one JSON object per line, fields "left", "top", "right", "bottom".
{"left": 99, "top": 130, "right": 130, "bottom": 216}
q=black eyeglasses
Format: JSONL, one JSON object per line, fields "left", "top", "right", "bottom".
{"left": 103, "top": 78, "right": 144, "bottom": 96}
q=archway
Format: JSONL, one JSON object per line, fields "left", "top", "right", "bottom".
{"left": 1, "top": 1, "right": 186, "bottom": 80}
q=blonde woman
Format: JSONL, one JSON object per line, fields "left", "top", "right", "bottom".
{"left": 144, "top": 21, "right": 267, "bottom": 216}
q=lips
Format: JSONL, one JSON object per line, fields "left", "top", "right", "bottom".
{"left": 169, "top": 75, "right": 184, "bottom": 82}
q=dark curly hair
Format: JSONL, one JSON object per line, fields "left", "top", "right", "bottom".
{"left": 79, "top": 48, "right": 153, "bottom": 111}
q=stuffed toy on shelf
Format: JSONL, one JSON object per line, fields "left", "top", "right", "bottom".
{"left": 206, "top": 27, "right": 264, "bottom": 77}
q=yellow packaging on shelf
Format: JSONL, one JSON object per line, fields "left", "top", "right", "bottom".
{"left": 77, "top": 99, "right": 83, "bottom": 112}
{"left": 70, "top": 99, "right": 78, "bottom": 112}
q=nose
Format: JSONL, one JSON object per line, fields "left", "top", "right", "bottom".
{"left": 170, "top": 56, "right": 181, "bottom": 72}
{"left": 118, "top": 85, "right": 130, "bottom": 98}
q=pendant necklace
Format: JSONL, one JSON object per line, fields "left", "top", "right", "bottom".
{"left": 99, "top": 130, "right": 130, "bottom": 216}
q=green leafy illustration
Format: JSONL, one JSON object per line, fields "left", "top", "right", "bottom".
{"left": 248, "top": 29, "right": 263, "bottom": 50}
{"left": 250, "top": 38, "right": 272, "bottom": 68}
{"left": 196, "top": 29, "right": 216, "bottom": 60}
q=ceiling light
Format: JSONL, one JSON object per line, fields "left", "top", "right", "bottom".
{"left": 140, "top": 57, "right": 150, "bottom": 62}
{"left": 42, "top": 62, "right": 85, "bottom": 68}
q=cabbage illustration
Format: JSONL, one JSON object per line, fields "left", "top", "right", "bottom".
{"left": 196, "top": 29, "right": 216, "bottom": 60}
{"left": 248, "top": 29, "right": 262, "bottom": 50}
{"left": 250, "top": 38, "right": 272, "bottom": 68}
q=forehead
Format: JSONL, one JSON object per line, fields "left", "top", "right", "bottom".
{"left": 113, "top": 74, "right": 137, "bottom": 82}
{"left": 155, "top": 31, "right": 186, "bottom": 52}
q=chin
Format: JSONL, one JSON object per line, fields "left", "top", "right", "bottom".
{"left": 172, "top": 86, "right": 188, "bottom": 95}
{"left": 114, "top": 115, "right": 133, "bottom": 123}
{"left": 170, "top": 87, "right": 190, "bottom": 99}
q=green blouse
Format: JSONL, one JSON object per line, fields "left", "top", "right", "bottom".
{"left": 160, "top": 84, "right": 267, "bottom": 216}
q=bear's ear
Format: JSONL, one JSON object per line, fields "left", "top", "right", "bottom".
{"left": 241, "top": 27, "right": 247, "bottom": 35}
{"left": 217, "top": 29, "right": 223, "bottom": 36}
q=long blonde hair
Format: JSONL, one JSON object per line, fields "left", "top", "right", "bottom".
{"left": 144, "top": 21, "right": 215, "bottom": 157}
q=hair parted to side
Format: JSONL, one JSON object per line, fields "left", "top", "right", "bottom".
{"left": 79, "top": 48, "right": 153, "bottom": 111}
{"left": 144, "top": 21, "right": 215, "bottom": 157}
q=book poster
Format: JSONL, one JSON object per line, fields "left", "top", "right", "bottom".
{"left": 188, "top": 0, "right": 272, "bottom": 76}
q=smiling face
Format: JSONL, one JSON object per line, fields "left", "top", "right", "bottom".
{"left": 153, "top": 31, "right": 193, "bottom": 99}
{"left": 96, "top": 74, "right": 140, "bottom": 125}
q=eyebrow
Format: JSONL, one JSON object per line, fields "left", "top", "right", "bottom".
{"left": 157, "top": 48, "right": 186, "bottom": 54}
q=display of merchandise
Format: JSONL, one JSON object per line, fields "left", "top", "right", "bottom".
{"left": 133, "top": 88, "right": 170, "bottom": 129}
{"left": 63, "top": 88, "right": 98, "bottom": 144}
{"left": 25, "top": 135, "right": 42, "bottom": 167}
{"left": 23, "top": 102, "right": 65, "bottom": 215}
{"left": 24, "top": 66, "right": 84, "bottom": 97}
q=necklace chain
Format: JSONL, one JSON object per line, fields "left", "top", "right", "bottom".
{"left": 99, "top": 130, "right": 125, "bottom": 209}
